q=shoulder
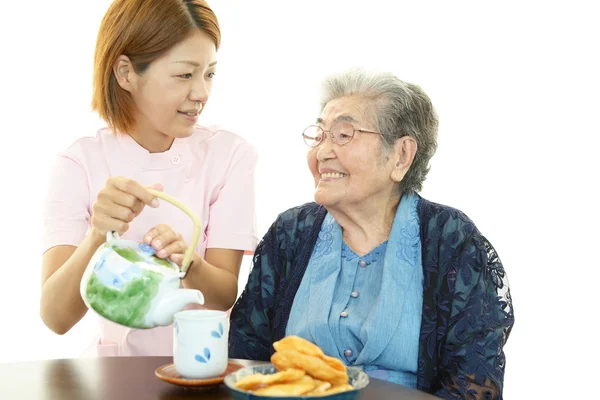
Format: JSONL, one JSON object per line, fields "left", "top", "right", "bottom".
{"left": 58, "top": 127, "right": 116, "bottom": 159}
{"left": 51, "top": 127, "right": 116, "bottom": 170}
{"left": 256, "top": 202, "right": 326, "bottom": 286}
{"left": 262, "top": 202, "right": 326, "bottom": 249}
{"left": 190, "top": 124, "right": 258, "bottom": 160}
{"left": 418, "top": 197, "right": 481, "bottom": 245}
{"left": 273, "top": 202, "right": 326, "bottom": 232}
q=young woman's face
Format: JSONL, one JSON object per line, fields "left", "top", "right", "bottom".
{"left": 122, "top": 29, "right": 217, "bottom": 141}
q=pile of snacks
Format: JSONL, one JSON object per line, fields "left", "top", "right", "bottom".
{"left": 234, "top": 336, "right": 354, "bottom": 397}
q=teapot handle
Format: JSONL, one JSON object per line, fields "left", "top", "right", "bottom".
{"left": 141, "top": 189, "right": 201, "bottom": 274}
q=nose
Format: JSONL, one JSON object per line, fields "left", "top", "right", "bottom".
{"left": 189, "top": 77, "right": 210, "bottom": 103}
{"left": 316, "top": 132, "right": 336, "bottom": 162}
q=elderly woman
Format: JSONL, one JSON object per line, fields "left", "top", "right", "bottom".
{"left": 229, "top": 69, "right": 514, "bottom": 399}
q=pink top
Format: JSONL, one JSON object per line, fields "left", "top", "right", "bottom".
{"left": 42, "top": 125, "right": 258, "bottom": 357}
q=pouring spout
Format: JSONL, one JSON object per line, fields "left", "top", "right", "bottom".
{"left": 151, "top": 288, "right": 205, "bottom": 327}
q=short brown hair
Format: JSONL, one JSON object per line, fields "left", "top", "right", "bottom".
{"left": 91, "top": 0, "right": 221, "bottom": 134}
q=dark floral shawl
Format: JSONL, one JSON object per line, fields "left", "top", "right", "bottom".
{"left": 229, "top": 197, "right": 514, "bottom": 399}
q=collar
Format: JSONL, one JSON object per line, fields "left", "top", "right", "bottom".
{"left": 116, "top": 132, "right": 193, "bottom": 170}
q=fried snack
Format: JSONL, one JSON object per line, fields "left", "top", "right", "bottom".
{"left": 306, "top": 379, "right": 332, "bottom": 394}
{"left": 306, "top": 384, "right": 354, "bottom": 397}
{"left": 253, "top": 375, "right": 317, "bottom": 397}
{"left": 235, "top": 368, "right": 306, "bottom": 391}
{"left": 319, "top": 354, "right": 346, "bottom": 372}
{"left": 273, "top": 336, "right": 324, "bottom": 357}
{"left": 273, "top": 336, "right": 346, "bottom": 372}
{"left": 271, "top": 349, "right": 348, "bottom": 386}
{"left": 270, "top": 350, "right": 295, "bottom": 370}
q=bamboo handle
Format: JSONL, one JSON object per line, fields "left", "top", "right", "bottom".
{"left": 147, "top": 189, "right": 201, "bottom": 273}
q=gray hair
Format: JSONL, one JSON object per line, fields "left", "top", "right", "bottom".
{"left": 319, "top": 68, "right": 439, "bottom": 194}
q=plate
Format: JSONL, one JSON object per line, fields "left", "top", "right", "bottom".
{"left": 223, "top": 363, "right": 370, "bottom": 400}
{"left": 155, "top": 361, "right": 244, "bottom": 390}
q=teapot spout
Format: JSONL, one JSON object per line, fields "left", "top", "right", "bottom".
{"left": 152, "top": 288, "right": 205, "bottom": 327}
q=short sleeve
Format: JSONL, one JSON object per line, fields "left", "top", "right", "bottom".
{"left": 42, "top": 153, "right": 91, "bottom": 254}
{"left": 206, "top": 142, "right": 258, "bottom": 254}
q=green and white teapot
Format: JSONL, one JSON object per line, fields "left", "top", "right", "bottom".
{"left": 80, "top": 189, "right": 204, "bottom": 329}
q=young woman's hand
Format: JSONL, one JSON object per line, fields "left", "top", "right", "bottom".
{"left": 144, "top": 224, "right": 189, "bottom": 266}
{"left": 91, "top": 177, "right": 162, "bottom": 236}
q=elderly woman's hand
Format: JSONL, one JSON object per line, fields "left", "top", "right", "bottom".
{"left": 144, "top": 224, "right": 188, "bottom": 266}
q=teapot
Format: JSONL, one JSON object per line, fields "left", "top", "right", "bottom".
{"left": 80, "top": 189, "right": 205, "bottom": 329}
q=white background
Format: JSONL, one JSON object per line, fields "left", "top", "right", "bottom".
{"left": 0, "top": 1, "right": 598, "bottom": 398}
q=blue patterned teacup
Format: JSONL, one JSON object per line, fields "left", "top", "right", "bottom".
{"left": 173, "top": 310, "right": 229, "bottom": 379}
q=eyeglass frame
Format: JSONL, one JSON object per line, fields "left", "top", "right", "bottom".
{"left": 301, "top": 122, "right": 391, "bottom": 147}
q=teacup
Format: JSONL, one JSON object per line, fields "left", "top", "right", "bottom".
{"left": 173, "top": 310, "right": 229, "bottom": 379}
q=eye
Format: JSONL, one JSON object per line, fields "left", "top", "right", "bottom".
{"left": 207, "top": 72, "right": 216, "bottom": 79}
{"left": 179, "top": 73, "right": 193, "bottom": 79}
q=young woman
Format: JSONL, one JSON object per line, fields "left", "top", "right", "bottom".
{"left": 40, "top": 0, "right": 258, "bottom": 357}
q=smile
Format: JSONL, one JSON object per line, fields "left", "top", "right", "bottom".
{"left": 179, "top": 111, "right": 199, "bottom": 116}
{"left": 178, "top": 111, "right": 199, "bottom": 122}
{"left": 320, "top": 172, "right": 347, "bottom": 180}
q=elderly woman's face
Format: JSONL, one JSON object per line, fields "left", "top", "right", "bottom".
{"left": 307, "top": 96, "right": 399, "bottom": 209}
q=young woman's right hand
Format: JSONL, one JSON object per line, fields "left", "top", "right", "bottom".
{"left": 91, "top": 177, "right": 162, "bottom": 236}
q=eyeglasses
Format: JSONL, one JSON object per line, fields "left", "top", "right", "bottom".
{"left": 302, "top": 122, "right": 387, "bottom": 147}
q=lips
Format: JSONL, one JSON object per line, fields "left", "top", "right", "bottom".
{"left": 178, "top": 102, "right": 203, "bottom": 116}
{"left": 319, "top": 166, "right": 348, "bottom": 179}
{"left": 178, "top": 110, "right": 200, "bottom": 117}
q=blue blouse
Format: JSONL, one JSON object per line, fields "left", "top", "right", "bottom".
{"left": 286, "top": 194, "right": 424, "bottom": 388}
{"left": 333, "top": 241, "right": 389, "bottom": 366}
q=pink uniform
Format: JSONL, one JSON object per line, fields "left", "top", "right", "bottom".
{"left": 42, "top": 125, "right": 258, "bottom": 356}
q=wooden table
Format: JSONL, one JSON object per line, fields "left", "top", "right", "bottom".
{"left": 0, "top": 357, "right": 441, "bottom": 399}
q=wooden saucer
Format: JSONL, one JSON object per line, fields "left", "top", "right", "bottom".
{"left": 155, "top": 361, "right": 244, "bottom": 389}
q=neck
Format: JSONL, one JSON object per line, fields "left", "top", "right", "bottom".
{"left": 129, "top": 123, "right": 174, "bottom": 153}
{"left": 328, "top": 191, "right": 402, "bottom": 256}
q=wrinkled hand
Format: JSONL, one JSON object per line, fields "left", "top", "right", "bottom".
{"left": 144, "top": 224, "right": 188, "bottom": 266}
{"left": 91, "top": 177, "right": 162, "bottom": 236}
